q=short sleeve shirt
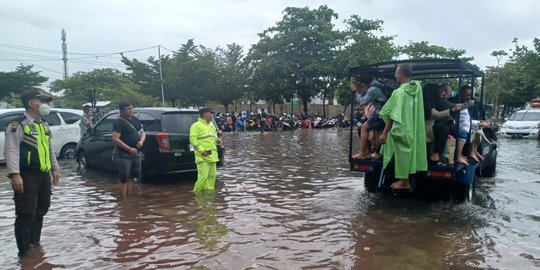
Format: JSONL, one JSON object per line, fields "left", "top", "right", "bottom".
{"left": 113, "top": 117, "right": 143, "bottom": 150}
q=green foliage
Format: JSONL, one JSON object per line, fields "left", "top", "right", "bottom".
{"left": 50, "top": 68, "right": 158, "bottom": 108}
{"left": 210, "top": 43, "right": 250, "bottom": 112}
{"left": 402, "top": 41, "right": 473, "bottom": 62}
{"left": 0, "top": 64, "right": 48, "bottom": 98}
{"left": 484, "top": 38, "right": 540, "bottom": 119}
{"left": 249, "top": 5, "right": 341, "bottom": 113}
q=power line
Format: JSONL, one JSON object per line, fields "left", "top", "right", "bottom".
{"left": 0, "top": 42, "right": 161, "bottom": 59}
{"left": 0, "top": 50, "right": 62, "bottom": 60}
{"left": 69, "top": 45, "right": 160, "bottom": 60}
{"left": 0, "top": 43, "right": 61, "bottom": 54}
{"left": 160, "top": 45, "right": 176, "bottom": 53}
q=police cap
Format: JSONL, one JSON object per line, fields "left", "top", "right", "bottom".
{"left": 199, "top": 107, "right": 214, "bottom": 114}
{"left": 20, "top": 90, "right": 53, "bottom": 105}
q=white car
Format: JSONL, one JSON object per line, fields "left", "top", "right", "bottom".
{"left": 500, "top": 109, "right": 540, "bottom": 139}
{"left": 0, "top": 108, "right": 83, "bottom": 162}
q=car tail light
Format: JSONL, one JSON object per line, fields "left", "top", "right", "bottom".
{"left": 427, "top": 171, "right": 452, "bottom": 179}
{"left": 156, "top": 132, "right": 170, "bottom": 150}
{"left": 351, "top": 164, "right": 372, "bottom": 171}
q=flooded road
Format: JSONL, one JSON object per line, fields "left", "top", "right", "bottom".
{"left": 1, "top": 130, "right": 539, "bottom": 269}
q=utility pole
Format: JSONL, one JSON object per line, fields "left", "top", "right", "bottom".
{"left": 490, "top": 50, "right": 507, "bottom": 121}
{"left": 61, "top": 29, "right": 68, "bottom": 79}
{"left": 158, "top": 46, "right": 165, "bottom": 106}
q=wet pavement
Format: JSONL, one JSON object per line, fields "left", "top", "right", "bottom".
{"left": 0, "top": 130, "right": 539, "bottom": 269}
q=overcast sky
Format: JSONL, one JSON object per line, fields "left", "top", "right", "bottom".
{"left": 1, "top": 0, "right": 538, "bottom": 87}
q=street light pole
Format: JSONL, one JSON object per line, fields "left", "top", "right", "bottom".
{"left": 490, "top": 50, "right": 507, "bottom": 121}
{"left": 158, "top": 46, "right": 165, "bottom": 107}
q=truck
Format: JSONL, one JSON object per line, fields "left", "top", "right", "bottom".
{"left": 348, "top": 59, "right": 498, "bottom": 203}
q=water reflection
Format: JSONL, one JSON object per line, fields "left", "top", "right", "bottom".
{"left": 0, "top": 132, "right": 538, "bottom": 269}
{"left": 192, "top": 192, "right": 228, "bottom": 250}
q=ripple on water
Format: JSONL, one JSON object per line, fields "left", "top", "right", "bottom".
{"left": 0, "top": 131, "right": 538, "bottom": 269}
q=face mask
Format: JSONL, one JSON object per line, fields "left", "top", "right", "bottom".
{"left": 39, "top": 103, "right": 50, "bottom": 116}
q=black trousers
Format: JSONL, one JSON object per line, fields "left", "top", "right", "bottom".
{"left": 433, "top": 123, "right": 456, "bottom": 155}
{"left": 13, "top": 171, "right": 51, "bottom": 254}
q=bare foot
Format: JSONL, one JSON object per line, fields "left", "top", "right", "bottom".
{"left": 457, "top": 156, "right": 469, "bottom": 165}
{"left": 470, "top": 153, "right": 479, "bottom": 162}
{"left": 391, "top": 180, "right": 410, "bottom": 189}
{"left": 475, "top": 152, "right": 484, "bottom": 161}
{"left": 352, "top": 153, "right": 368, "bottom": 160}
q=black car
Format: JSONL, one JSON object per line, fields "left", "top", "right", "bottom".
{"left": 76, "top": 107, "right": 224, "bottom": 178}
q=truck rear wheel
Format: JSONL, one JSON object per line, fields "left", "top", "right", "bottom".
{"left": 364, "top": 171, "right": 379, "bottom": 192}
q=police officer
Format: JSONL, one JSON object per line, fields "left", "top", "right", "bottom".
{"left": 190, "top": 108, "right": 221, "bottom": 192}
{"left": 4, "top": 90, "right": 60, "bottom": 256}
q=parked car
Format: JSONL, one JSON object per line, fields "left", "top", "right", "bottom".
{"left": 76, "top": 107, "right": 224, "bottom": 178}
{"left": 349, "top": 59, "right": 498, "bottom": 203}
{"left": 0, "top": 108, "right": 83, "bottom": 162}
{"left": 500, "top": 107, "right": 540, "bottom": 140}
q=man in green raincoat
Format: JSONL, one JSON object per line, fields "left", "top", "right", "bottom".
{"left": 190, "top": 108, "right": 221, "bottom": 192}
{"left": 379, "top": 64, "right": 427, "bottom": 189}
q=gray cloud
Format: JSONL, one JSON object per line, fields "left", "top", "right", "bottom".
{"left": 1, "top": 0, "right": 538, "bottom": 83}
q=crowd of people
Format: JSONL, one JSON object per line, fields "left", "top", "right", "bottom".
{"left": 350, "top": 64, "right": 492, "bottom": 189}
{"left": 214, "top": 109, "right": 351, "bottom": 133}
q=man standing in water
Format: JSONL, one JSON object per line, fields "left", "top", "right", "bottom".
{"left": 4, "top": 90, "right": 60, "bottom": 256}
{"left": 190, "top": 107, "right": 221, "bottom": 192}
{"left": 112, "top": 101, "right": 145, "bottom": 198}
{"left": 378, "top": 64, "right": 427, "bottom": 189}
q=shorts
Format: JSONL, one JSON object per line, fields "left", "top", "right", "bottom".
{"left": 457, "top": 128, "right": 469, "bottom": 141}
{"left": 367, "top": 114, "right": 385, "bottom": 131}
{"left": 113, "top": 150, "right": 141, "bottom": 183}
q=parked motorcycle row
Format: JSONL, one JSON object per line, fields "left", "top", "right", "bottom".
{"left": 214, "top": 113, "right": 351, "bottom": 132}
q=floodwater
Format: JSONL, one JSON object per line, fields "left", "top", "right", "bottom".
{"left": 0, "top": 130, "right": 539, "bottom": 269}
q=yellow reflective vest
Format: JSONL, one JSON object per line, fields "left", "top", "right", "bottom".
{"left": 19, "top": 115, "right": 52, "bottom": 172}
{"left": 189, "top": 118, "right": 219, "bottom": 163}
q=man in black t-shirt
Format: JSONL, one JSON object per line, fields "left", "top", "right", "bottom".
{"left": 112, "top": 101, "right": 146, "bottom": 198}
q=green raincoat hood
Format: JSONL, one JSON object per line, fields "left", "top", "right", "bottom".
{"left": 401, "top": 80, "right": 421, "bottom": 96}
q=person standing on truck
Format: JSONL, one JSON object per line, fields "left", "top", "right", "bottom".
{"left": 378, "top": 64, "right": 427, "bottom": 189}
{"left": 4, "top": 90, "right": 60, "bottom": 256}
{"left": 190, "top": 107, "right": 221, "bottom": 192}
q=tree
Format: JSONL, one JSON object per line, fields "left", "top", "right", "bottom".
{"left": 484, "top": 38, "right": 540, "bottom": 119}
{"left": 50, "top": 68, "right": 157, "bottom": 108}
{"left": 334, "top": 15, "right": 397, "bottom": 114}
{"left": 208, "top": 44, "right": 250, "bottom": 112}
{"left": 0, "top": 64, "right": 48, "bottom": 98}
{"left": 402, "top": 41, "right": 473, "bottom": 62}
{"left": 249, "top": 5, "right": 341, "bottom": 113}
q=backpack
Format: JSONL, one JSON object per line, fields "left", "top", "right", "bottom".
{"left": 371, "top": 82, "right": 393, "bottom": 99}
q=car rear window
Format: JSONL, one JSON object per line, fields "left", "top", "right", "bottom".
{"left": 138, "top": 112, "right": 160, "bottom": 132}
{"left": 161, "top": 113, "right": 199, "bottom": 134}
{"left": 59, "top": 111, "right": 82, "bottom": 124}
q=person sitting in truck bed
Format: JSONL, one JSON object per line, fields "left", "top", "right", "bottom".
{"left": 432, "top": 84, "right": 459, "bottom": 165}
{"left": 350, "top": 73, "right": 387, "bottom": 159}
{"left": 423, "top": 84, "right": 464, "bottom": 165}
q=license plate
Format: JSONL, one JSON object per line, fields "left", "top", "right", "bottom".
{"left": 174, "top": 152, "right": 183, "bottom": 156}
